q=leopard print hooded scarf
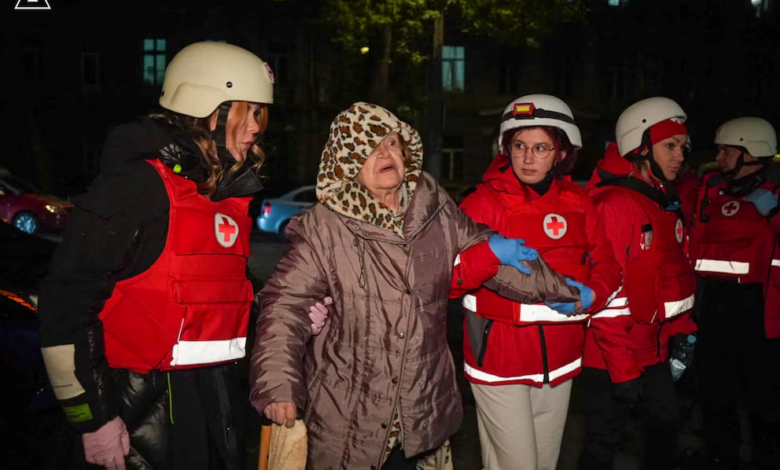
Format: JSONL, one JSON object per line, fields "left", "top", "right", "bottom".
{"left": 316, "top": 102, "right": 423, "bottom": 237}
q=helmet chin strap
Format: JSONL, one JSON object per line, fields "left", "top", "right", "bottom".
{"left": 210, "top": 102, "right": 234, "bottom": 163}
{"left": 721, "top": 149, "right": 765, "bottom": 179}
{"left": 627, "top": 131, "right": 669, "bottom": 183}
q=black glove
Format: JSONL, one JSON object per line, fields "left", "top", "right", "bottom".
{"left": 613, "top": 378, "right": 641, "bottom": 405}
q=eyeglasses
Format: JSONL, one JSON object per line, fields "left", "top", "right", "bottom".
{"left": 511, "top": 142, "right": 556, "bottom": 160}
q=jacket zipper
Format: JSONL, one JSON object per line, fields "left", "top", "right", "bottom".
{"left": 538, "top": 325, "right": 550, "bottom": 384}
{"left": 476, "top": 320, "right": 494, "bottom": 368}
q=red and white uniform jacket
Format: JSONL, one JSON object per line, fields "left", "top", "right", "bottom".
{"left": 584, "top": 143, "right": 697, "bottom": 383}
{"left": 689, "top": 170, "right": 780, "bottom": 338}
{"left": 453, "top": 153, "right": 623, "bottom": 387}
{"left": 99, "top": 159, "right": 255, "bottom": 373}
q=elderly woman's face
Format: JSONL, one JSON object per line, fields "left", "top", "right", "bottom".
{"left": 357, "top": 132, "right": 406, "bottom": 194}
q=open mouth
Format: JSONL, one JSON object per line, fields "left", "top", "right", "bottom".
{"left": 379, "top": 163, "right": 396, "bottom": 173}
{"left": 243, "top": 141, "right": 254, "bottom": 150}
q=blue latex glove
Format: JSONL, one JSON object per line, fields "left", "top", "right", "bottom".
{"left": 488, "top": 235, "right": 538, "bottom": 275}
{"left": 545, "top": 279, "right": 594, "bottom": 315}
{"left": 744, "top": 189, "right": 778, "bottom": 216}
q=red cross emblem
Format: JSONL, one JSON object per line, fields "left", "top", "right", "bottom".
{"left": 214, "top": 213, "right": 239, "bottom": 248}
{"left": 675, "top": 219, "right": 684, "bottom": 243}
{"left": 721, "top": 201, "right": 740, "bottom": 217}
{"left": 543, "top": 213, "right": 567, "bottom": 240}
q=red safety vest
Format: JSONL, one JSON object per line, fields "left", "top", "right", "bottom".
{"left": 464, "top": 186, "right": 592, "bottom": 325}
{"left": 689, "top": 171, "right": 780, "bottom": 337}
{"left": 99, "top": 159, "right": 254, "bottom": 374}
{"left": 620, "top": 188, "right": 696, "bottom": 324}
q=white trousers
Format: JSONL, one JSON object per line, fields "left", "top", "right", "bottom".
{"left": 471, "top": 380, "right": 573, "bottom": 470}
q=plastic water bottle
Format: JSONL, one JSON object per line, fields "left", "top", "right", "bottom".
{"left": 670, "top": 334, "right": 697, "bottom": 381}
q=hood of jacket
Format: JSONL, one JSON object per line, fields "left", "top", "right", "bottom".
{"left": 585, "top": 142, "right": 638, "bottom": 195}
{"left": 101, "top": 116, "right": 262, "bottom": 201}
{"left": 315, "top": 102, "right": 423, "bottom": 237}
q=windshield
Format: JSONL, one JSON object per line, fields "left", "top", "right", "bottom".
{"left": 0, "top": 174, "right": 42, "bottom": 195}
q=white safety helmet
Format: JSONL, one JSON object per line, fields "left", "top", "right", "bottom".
{"left": 714, "top": 117, "right": 778, "bottom": 158}
{"left": 615, "top": 97, "right": 687, "bottom": 157}
{"left": 159, "top": 42, "right": 274, "bottom": 118}
{"left": 499, "top": 94, "right": 582, "bottom": 150}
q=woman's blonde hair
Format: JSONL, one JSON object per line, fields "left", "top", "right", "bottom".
{"left": 151, "top": 103, "right": 268, "bottom": 198}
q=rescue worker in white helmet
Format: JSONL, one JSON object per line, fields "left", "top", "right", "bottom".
{"left": 688, "top": 116, "right": 780, "bottom": 469}
{"left": 453, "top": 94, "right": 623, "bottom": 470}
{"left": 581, "top": 97, "right": 698, "bottom": 469}
{"left": 37, "top": 42, "right": 274, "bottom": 470}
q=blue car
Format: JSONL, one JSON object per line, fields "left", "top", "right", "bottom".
{"left": 256, "top": 185, "right": 318, "bottom": 236}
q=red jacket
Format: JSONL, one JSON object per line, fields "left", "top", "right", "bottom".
{"left": 453, "top": 153, "right": 622, "bottom": 387}
{"left": 689, "top": 170, "right": 780, "bottom": 338}
{"left": 674, "top": 167, "right": 701, "bottom": 230}
{"left": 99, "top": 159, "right": 255, "bottom": 373}
{"left": 583, "top": 143, "right": 697, "bottom": 383}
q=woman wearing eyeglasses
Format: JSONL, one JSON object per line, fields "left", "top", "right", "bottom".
{"left": 453, "top": 94, "right": 622, "bottom": 470}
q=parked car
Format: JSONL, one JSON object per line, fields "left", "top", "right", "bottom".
{"left": 0, "top": 169, "right": 73, "bottom": 235}
{"left": 256, "top": 185, "right": 317, "bottom": 236}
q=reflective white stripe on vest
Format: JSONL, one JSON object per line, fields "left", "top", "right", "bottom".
{"left": 773, "top": 259, "right": 780, "bottom": 267}
{"left": 695, "top": 259, "right": 749, "bottom": 275}
{"left": 454, "top": 254, "right": 461, "bottom": 266}
{"left": 591, "top": 297, "right": 631, "bottom": 319}
{"left": 464, "top": 357, "right": 582, "bottom": 384}
{"left": 170, "top": 337, "right": 246, "bottom": 366}
{"left": 463, "top": 295, "right": 588, "bottom": 323}
{"left": 664, "top": 294, "right": 694, "bottom": 319}
{"left": 519, "top": 304, "right": 589, "bottom": 322}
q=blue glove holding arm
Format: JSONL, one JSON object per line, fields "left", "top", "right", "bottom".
{"left": 745, "top": 189, "right": 778, "bottom": 216}
{"left": 545, "top": 279, "right": 594, "bottom": 315}
{"left": 488, "top": 235, "right": 538, "bottom": 274}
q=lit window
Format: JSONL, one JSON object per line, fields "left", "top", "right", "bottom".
{"left": 608, "top": 0, "right": 620, "bottom": 5}
{"left": 443, "top": 46, "right": 465, "bottom": 92}
{"left": 143, "top": 38, "right": 167, "bottom": 85}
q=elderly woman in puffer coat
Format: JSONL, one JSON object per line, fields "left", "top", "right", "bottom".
{"left": 249, "top": 102, "right": 577, "bottom": 470}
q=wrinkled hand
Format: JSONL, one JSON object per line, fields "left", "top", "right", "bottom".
{"left": 613, "top": 378, "right": 641, "bottom": 405}
{"left": 82, "top": 416, "right": 130, "bottom": 470}
{"left": 309, "top": 296, "right": 333, "bottom": 335}
{"left": 745, "top": 189, "right": 778, "bottom": 216}
{"left": 488, "top": 235, "right": 538, "bottom": 274}
{"left": 264, "top": 401, "right": 297, "bottom": 428}
{"left": 567, "top": 279, "right": 595, "bottom": 311}
{"left": 545, "top": 279, "right": 594, "bottom": 315}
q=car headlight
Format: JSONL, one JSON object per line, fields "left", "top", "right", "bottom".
{"left": 45, "top": 204, "right": 59, "bottom": 213}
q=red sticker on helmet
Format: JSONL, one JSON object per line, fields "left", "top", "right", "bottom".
{"left": 265, "top": 62, "right": 275, "bottom": 84}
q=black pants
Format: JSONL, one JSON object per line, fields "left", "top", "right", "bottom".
{"left": 113, "top": 363, "right": 245, "bottom": 470}
{"left": 695, "top": 279, "right": 780, "bottom": 467}
{"left": 381, "top": 446, "right": 419, "bottom": 470}
{"left": 578, "top": 364, "right": 680, "bottom": 470}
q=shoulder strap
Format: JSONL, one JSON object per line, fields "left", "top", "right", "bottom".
{"left": 595, "top": 170, "right": 685, "bottom": 223}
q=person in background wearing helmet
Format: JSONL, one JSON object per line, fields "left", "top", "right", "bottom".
{"left": 36, "top": 42, "right": 274, "bottom": 470}
{"left": 581, "top": 97, "right": 698, "bottom": 470}
{"left": 689, "top": 117, "right": 780, "bottom": 469}
{"left": 453, "top": 94, "right": 623, "bottom": 470}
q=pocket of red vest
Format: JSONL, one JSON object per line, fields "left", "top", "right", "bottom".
{"left": 173, "top": 279, "right": 254, "bottom": 304}
{"left": 655, "top": 262, "right": 696, "bottom": 321}
{"left": 169, "top": 279, "right": 254, "bottom": 368}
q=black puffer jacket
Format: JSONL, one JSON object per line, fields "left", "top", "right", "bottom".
{"left": 38, "top": 117, "right": 263, "bottom": 470}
